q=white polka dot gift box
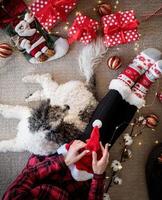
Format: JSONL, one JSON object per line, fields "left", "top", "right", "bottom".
{"left": 29, "top": 0, "right": 78, "bottom": 32}
{"left": 68, "top": 15, "right": 99, "bottom": 45}
{"left": 101, "top": 10, "right": 140, "bottom": 47}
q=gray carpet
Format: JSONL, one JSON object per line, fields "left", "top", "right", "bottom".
{"left": 0, "top": 0, "right": 162, "bottom": 199}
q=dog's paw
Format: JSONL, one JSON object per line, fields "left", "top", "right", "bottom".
{"left": 40, "top": 73, "right": 52, "bottom": 79}
{"left": 0, "top": 141, "right": 10, "bottom": 152}
{"left": 22, "top": 73, "right": 52, "bottom": 83}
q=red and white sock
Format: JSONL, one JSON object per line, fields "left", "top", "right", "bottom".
{"left": 118, "top": 48, "right": 161, "bottom": 87}
{"left": 132, "top": 60, "right": 162, "bottom": 99}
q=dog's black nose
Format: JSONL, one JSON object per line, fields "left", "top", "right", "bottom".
{"left": 64, "top": 104, "right": 70, "bottom": 110}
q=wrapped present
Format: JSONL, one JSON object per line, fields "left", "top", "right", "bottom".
{"left": 68, "top": 15, "right": 99, "bottom": 45}
{"left": 102, "top": 10, "right": 140, "bottom": 47}
{"left": 29, "top": 0, "right": 78, "bottom": 31}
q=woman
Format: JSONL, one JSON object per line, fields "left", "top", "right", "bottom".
{"left": 3, "top": 48, "right": 162, "bottom": 199}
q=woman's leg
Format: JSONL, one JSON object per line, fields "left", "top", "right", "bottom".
{"left": 81, "top": 48, "right": 161, "bottom": 147}
{"left": 82, "top": 89, "right": 137, "bottom": 147}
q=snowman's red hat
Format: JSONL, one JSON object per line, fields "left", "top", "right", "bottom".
{"left": 57, "top": 119, "right": 102, "bottom": 181}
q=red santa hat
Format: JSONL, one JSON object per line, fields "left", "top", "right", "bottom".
{"left": 57, "top": 119, "right": 102, "bottom": 181}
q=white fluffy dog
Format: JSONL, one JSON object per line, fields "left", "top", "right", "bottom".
{"left": 0, "top": 38, "right": 107, "bottom": 155}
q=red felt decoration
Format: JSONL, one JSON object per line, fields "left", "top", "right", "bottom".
{"left": 60, "top": 120, "right": 102, "bottom": 177}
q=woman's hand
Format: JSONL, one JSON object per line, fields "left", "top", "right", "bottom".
{"left": 92, "top": 142, "right": 109, "bottom": 175}
{"left": 64, "top": 140, "right": 89, "bottom": 166}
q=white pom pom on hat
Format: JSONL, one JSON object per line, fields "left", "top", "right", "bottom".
{"left": 92, "top": 119, "right": 102, "bottom": 128}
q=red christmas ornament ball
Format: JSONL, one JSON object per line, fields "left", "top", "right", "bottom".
{"left": 98, "top": 3, "right": 112, "bottom": 16}
{"left": 107, "top": 56, "right": 122, "bottom": 70}
{"left": 157, "top": 91, "right": 162, "bottom": 103}
{"left": 145, "top": 114, "right": 159, "bottom": 128}
{"left": 0, "top": 43, "right": 13, "bottom": 58}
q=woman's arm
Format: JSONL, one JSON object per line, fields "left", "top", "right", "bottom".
{"left": 2, "top": 154, "right": 67, "bottom": 200}
{"left": 88, "top": 143, "right": 109, "bottom": 200}
{"left": 88, "top": 173, "right": 105, "bottom": 200}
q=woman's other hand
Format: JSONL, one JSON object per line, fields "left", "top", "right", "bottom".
{"left": 92, "top": 142, "right": 109, "bottom": 175}
{"left": 64, "top": 140, "right": 89, "bottom": 166}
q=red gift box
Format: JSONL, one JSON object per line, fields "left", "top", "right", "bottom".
{"left": 68, "top": 15, "right": 99, "bottom": 45}
{"left": 29, "top": 0, "right": 78, "bottom": 31}
{"left": 102, "top": 10, "right": 140, "bottom": 47}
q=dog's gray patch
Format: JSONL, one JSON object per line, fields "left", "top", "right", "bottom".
{"left": 29, "top": 100, "right": 51, "bottom": 132}
{"left": 86, "top": 74, "right": 97, "bottom": 97}
{"left": 46, "top": 122, "right": 83, "bottom": 144}
{"left": 29, "top": 100, "right": 68, "bottom": 132}
{"left": 79, "top": 105, "right": 96, "bottom": 123}
{"left": 28, "top": 100, "right": 81, "bottom": 145}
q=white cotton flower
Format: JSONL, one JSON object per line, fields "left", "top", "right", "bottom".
{"left": 111, "top": 160, "right": 122, "bottom": 172}
{"left": 124, "top": 133, "right": 133, "bottom": 146}
{"left": 138, "top": 116, "right": 144, "bottom": 122}
{"left": 142, "top": 119, "right": 146, "bottom": 125}
{"left": 113, "top": 176, "right": 122, "bottom": 185}
{"left": 103, "top": 193, "right": 111, "bottom": 200}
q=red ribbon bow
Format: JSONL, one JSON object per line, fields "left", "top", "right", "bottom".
{"left": 68, "top": 16, "right": 97, "bottom": 44}
{"left": 36, "top": 0, "right": 74, "bottom": 26}
{"left": 105, "top": 12, "right": 139, "bottom": 43}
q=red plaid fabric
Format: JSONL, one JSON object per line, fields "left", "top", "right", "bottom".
{"left": 2, "top": 153, "right": 105, "bottom": 200}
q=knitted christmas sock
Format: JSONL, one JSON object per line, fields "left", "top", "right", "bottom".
{"left": 132, "top": 60, "right": 162, "bottom": 99}
{"left": 0, "top": 0, "right": 69, "bottom": 64}
{"left": 118, "top": 48, "right": 162, "bottom": 87}
{"left": 109, "top": 48, "right": 161, "bottom": 101}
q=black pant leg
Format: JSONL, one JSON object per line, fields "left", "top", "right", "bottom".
{"left": 81, "top": 90, "right": 137, "bottom": 147}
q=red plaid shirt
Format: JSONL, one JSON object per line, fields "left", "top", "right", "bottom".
{"left": 2, "top": 153, "right": 105, "bottom": 200}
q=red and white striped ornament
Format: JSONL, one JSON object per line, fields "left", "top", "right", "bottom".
{"left": 0, "top": 43, "right": 13, "bottom": 58}
{"left": 98, "top": 3, "right": 112, "bottom": 16}
{"left": 145, "top": 114, "right": 159, "bottom": 128}
{"left": 107, "top": 56, "right": 122, "bottom": 70}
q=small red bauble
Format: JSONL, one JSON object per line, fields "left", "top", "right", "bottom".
{"left": 107, "top": 56, "right": 122, "bottom": 70}
{"left": 145, "top": 114, "right": 159, "bottom": 128}
{"left": 98, "top": 3, "right": 112, "bottom": 16}
{"left": 0, "top": 43, "right": 13, "bottom": 58}
{"left": 157, "top": 90, "right": 162, "bottom": 103}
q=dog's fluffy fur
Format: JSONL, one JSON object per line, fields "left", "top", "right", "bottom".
{"left": 0, "top": 37, "right": 107, "bottom": 155}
